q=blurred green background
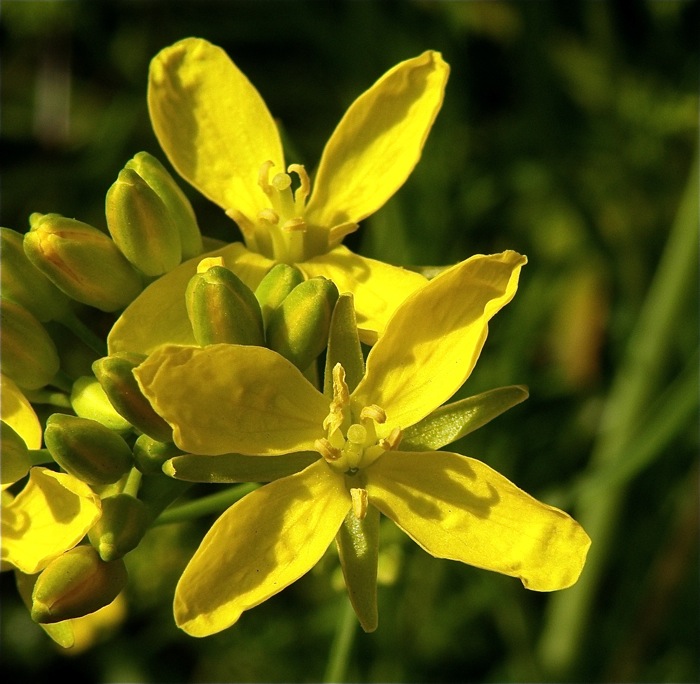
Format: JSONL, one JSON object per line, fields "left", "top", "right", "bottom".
{"left": 1, "top": 1, "right": 698, "bottom": 682}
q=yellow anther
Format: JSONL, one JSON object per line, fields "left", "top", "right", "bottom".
{"left": 257, "top": 208, "right": 279, "bottom": 225}
{"left": 257, "top": 160, "right": 275, "bottom": 194}
{"left": 350, "top": 487, "right": 368, "bottom": 520}
{"left": 360, "top": 404, "right": 386, "bottom": 424}
{"left": 315, "top": 438, "right": 341, "bottom": 461}
{"left": 380, "top": 427, "right": 403, "bottom": 451}
{"left": 281, "top": 217, "right": 307, "bottom": 232}
{"left": 287, "top": 164, "right": 310, "bottom": 208}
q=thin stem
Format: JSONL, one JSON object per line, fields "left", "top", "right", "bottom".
{"left": 153, "top": 482, "right": 259, "bottom": 526}
{"left": 60, "top": 311, "right": 108, "bottom": 357}
{"left": 323, "top": 593, "right": 357, "bottom": 684}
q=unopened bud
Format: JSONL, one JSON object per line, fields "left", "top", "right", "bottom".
{"left": 70, "top": 376, "right": 132, "bottom": 433}
{"left": 254, "top": 263, "right": 304, "bottom": 328}
{"left": 0, "top": 298, "right": 60, "bottom": 389}
{"left": 185, "top": 262, "right": 264, "bottom": 346}
{"left": 1, "top": 421, "right": 32, "bottom": 487}
{"left": 88, "top": 494, "right": 152, "bottom": 561}
{"left": 0, "top": 227, "right": 72, "bottom": 322}
{"left": 106, "top": 168, "right": 181, "bottom": 276}
{"left": 31, "top": 545, "right": 127, "bottom": 623}
{"left": 132, "top": 433, "right": 182, "bottom": 474}
{"left": 44, "top": 414, "right": 133, "bottom": 486}
{"left": 125, "top": 151, "right": 202, "bottom": 260}
{"left": 92, "top": 353, "right": 173, "bottom": 442}
{"left": 23, "top": 213, "right": 143, "bottom": 312}
{"left": 266, "top": 277, "right": 339, "bottom": 371}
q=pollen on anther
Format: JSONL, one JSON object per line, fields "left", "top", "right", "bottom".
{"left": 360, "top": 404, "right": 387, "bottom": 424}
{"left": 315, "top": 438, "right": 341, "bottom": 461}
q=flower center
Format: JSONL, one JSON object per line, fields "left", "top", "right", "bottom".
{"left": 314, "top": 364, "right": 402, "bottom": 476}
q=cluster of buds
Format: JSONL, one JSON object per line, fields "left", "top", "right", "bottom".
{"left": 0, "top": 160, "right": 347, "bottom": 643}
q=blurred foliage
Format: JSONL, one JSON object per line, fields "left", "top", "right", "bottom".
{"left": 1, "top": 1, "right": 698, "bottom": 682}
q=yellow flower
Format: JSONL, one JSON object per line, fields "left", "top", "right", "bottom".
{"left": 1, "top": 376, "right": 102, "bottom": 574}
{"left": 135, "top": 251, "right": 590, "bottom": 636}
{"left": 108, "top": 37, "right": 449, "bottom": 353}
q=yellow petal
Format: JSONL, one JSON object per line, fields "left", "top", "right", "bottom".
{"left": 299, "top": 246, "right": 427, "bottom": 344}
{"left": 107, "top": 242, "right": 272, "bottom": 355}
{"left": 134, "top": 344, "right": 328, "bottom": 455}
{"left": 366, "top": 451, "right": 590, "bottom": 591}
{"left": 174, "top": 460, "right": 350, "bottom": 636}
{"left": 148, "top": 37, "right": 284, "bottom": 218}
{"left": 1, "top": 374, "right": 42, "bottom": 449}
{"left": 1, "top": 467, "right": 102, "bottom": 574}
{"left": 306, "top": 51, "right": 449, "bottom": 228}
{"left": 352, "top": 251, "right": 527, "bottom": 430}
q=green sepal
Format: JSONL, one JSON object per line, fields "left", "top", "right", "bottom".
{"left": 266, "top": 276, "right": 339, "bottom": 372}
{"left": 132, "top": 433, "right": 183, "bottom": 475}
{"left": 324, "top": 293, "right": 365, "bottom": 397}
{"left": 88, "top": 493, "right": 152, "bottom": 561}
{"left": 23, "top": 213, "right": 143, "bottom": 312}
{"left": 0, "top": 297, "right": 60, "bottom": 390}
{"left": 1, "top": 421, "right": 32, "bottom": 486}
{"left": 0, "top": 227, "right": 72, "bottom": 322}
{"left": 31, "top": 545, "right": 127, "bottom": 624}
{"left": 163, "top": 451, "right": 318, "bottom": 483}
{"left": 125, "top": 151, "right": 203, "bottom": 260}
{"left": 336, "top": 505, "right": 380, "bottom": 633}
{"left": 44, "top": 414, "right": 134, "bottom": 486}
{"left": 254, "top": 263, "right": 304, "bottom": 328}
{"left": 401, "top": 385, "right": 529, "bottom": 451}
{"left": 70, "top": 376, "right": 132, "bottom": 433}
{"left": 106, "top": 167, "right": 182, "bottom": 276}
{"left": 185, "top": 265, "right": 265, "bottom": 346}
{"left": 92, "top": 353, "right": 173, "bottom": 443}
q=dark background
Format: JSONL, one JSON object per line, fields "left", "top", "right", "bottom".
{"left": 1, "top": 1, "right": 698, "bottom": 682}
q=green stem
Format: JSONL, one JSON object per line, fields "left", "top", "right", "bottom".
{"left": 122, "top": 467, "right": 143, "bottom": 498}
{"left": 60, "top": 311, "right": 108, "bottom": 357}
{"left": 323, "top": 593, "right": 357, "bottom": 684}
{"left": 537, "top": 157, "right": 699, "bottom": 677}
{"left": 153, "top": 482, "right": 259, "bottom": 526}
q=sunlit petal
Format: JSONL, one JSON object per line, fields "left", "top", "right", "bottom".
{"left": 299, "top": 246, "right": 427, "bottom": 344}
{"left": 366, "top": 451, "right": 591, "bottom": 591}
{"left": 134, "top": 344, "right": 328, "bottom": 455}
{"left": 1, "top": 374, "right": 42, "bottom": 449}
{"left": 1, "top": 468, "right": 102, "bottom": 574}
{"left": 148, "top": 37, "right": 284, "bottom": 219}
{"left": 107, "top": 242, "right": 272, "bottom": 355}
{"left": 174, "top": 460, "right": 350, "bottom": 636}
{"left": 352, "top": 251, "right": 527, "bottom": 430}
{"left": 306, "top": 51, "right": 449, "bottom": 228}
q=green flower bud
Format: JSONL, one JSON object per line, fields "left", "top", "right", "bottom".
{"left": 44, "top": 414, "right": 133, "bottom": 486}
{"left": 23, "top": 213, "right": 143, "bottom": 312}
{"left": 31, "top": 545, "right": 127, "bottom": 623}
{"left": 92, "top": 353, "right": 173, "bottom": 443}
{"left": 0, "top": 227, "right": 72, "bottom": 322}
{"left": 70, "top": 376, "right": 132, "bottom": 433}
{"left": 0, "top": 298, "right": 60, "bottom": 389}
{"left": 88, "top": 494, "right": 152, "bottom": 561}
{"left": 185, "top": 260, "right": 264, "bottom": 346}
{"left": 106, "top": 168, "right": 181, "bottom": 276}
{"left": 132, "top": 433, "right": 183, "bottom": 474}
{"left": 266, "top": 277, "right": 339, "bottom": 371}
{"left": 1, "top": 421, "right": 32, "bottom": 486}
{"left": 254, "top": 263, "right": 304, "bottom": 328}
{"left": 125, "top": 151, "right": 203, "bottom": 260}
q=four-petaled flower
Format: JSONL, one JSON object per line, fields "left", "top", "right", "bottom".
{"left": 135, "top": 251, "right": 590, "bottom": 636}
{"left": 108, "top": 38, "right": 449, "bottom": 355}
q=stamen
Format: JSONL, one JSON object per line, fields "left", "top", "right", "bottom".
{"left": 328, "top": 221, "right": 360, "bottom": 246}
{"left": 287, "top": 164, "right": 310, "bottom": 209}
{"left": 350, "top": 487, "right": 369, "bottom": 520}
{"left": 281, "top": 217, "right": 307, "bottom": 232}
{"left": 360, "top": 405, "right": 386, "bottom": 424}
{"left": 380, "top": 427, "right": 403, "bottom": 451}
{"left": 315, "top": 438, "right": 341, "bottom": 461}
{"left": 258, "top": 160, "right": 275, "bottom": 195}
